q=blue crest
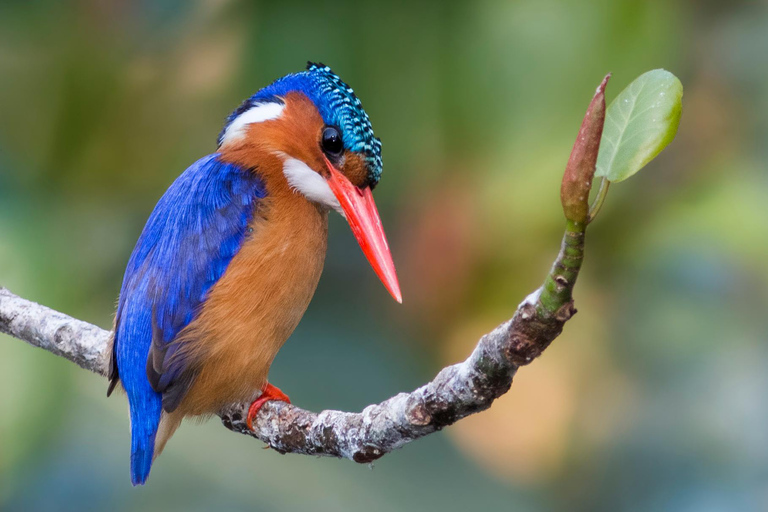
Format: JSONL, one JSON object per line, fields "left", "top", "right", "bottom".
{"left": 219, "top": 62, "right": 383, "bottom": 186}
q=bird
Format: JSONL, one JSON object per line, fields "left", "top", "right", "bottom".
{"left": 106, "top": 62, "right": 401, "bottom": 486}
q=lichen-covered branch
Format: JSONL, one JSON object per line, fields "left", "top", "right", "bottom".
{"left": 0, "top": 289, "right": 109, "bottom": 375}
{"left": 0, "top": 74, "right": 609, "bottom": 466}
{"left": 221, "top": 222, "right": 585, "bottom": 462}
{"left": 0, "top": 220, "right": 584, "bottom": 463}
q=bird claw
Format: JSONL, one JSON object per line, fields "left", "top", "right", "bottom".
{"left": 246, "top": 383, "right": 291, "bottom": 431}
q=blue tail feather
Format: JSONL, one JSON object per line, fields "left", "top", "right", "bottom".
{"left": 128, "top": 390, "right": 162, "bottom": 486}
{"left": 130, "top": 444, "right": 154, "bottom": 486}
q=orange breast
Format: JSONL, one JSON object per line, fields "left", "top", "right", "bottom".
{"left": 175, "top": 188, "right": 328, "bottom": 417}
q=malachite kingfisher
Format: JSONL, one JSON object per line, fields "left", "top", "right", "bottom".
{"left": 106, "top": 63, "right": 401, "bottom": 486}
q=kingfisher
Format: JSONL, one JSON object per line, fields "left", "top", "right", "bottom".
{"left": 107, "top": 62, "right": 401, "bottom": 485}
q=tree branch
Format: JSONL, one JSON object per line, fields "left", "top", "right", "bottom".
{"left": 0, "top": 220, "right": 584, "bottom": 463}
{"left": 0, "top": 74, "right": 610, "bottom": 466}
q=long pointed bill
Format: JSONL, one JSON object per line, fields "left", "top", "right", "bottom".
{"left": 325, "top": 159, "right": 402, "bottom": 303}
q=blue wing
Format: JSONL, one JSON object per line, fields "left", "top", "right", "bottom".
{"left": 108, "top": 154, "right": 265, "bottom": 484}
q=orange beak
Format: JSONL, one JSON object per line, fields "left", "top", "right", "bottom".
{"left": 324, "top": 156, "right": 402, "bottom": 303}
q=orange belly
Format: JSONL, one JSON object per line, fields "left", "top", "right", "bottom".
{"left": 175, "top": 192, "right": 328, "bottom": 417}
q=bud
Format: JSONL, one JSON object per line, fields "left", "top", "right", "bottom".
{"left": 561, "top": 74, "right": 610, "bottom": 223}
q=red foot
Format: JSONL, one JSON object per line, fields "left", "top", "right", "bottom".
{"left": 246, "top": 383, "right": 291, "bottom": 431}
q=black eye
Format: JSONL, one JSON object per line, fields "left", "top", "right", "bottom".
{"left": 321, "top": 126, "right": 344, "bottom": 157}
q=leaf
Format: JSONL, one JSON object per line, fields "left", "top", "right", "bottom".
{"left": 595, "top": 69, "right": 683, "bottom": 182}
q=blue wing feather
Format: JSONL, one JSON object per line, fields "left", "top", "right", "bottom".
{"left": 110, "top": 153, "right": 265, "bottom": 485}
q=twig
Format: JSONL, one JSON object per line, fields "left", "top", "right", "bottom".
{"left": 0, "top": 221, "right": 583, "bottom": 463}
{"left": 0, "top": 73, "right": 612, "bottom": 466}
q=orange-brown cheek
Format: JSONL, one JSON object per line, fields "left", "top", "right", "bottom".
{"left": 341, "top": 152, "right": 369, "bottom": 188}
{"left": 219, "top": 92, "right": 328, "bottom": 186}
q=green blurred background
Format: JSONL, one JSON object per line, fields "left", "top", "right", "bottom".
{"left": 1, "top": 0, "right": 767, "bottom": 510}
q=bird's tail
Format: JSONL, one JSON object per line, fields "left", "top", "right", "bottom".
{"left": 129, "top": 392, "right": 162, "bottom": 486}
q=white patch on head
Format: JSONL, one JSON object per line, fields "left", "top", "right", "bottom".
{"left": 281, "top": 156, "right": 342, "bottom": 214}
{"left": 220, "top": 102, "right": 285, "bottom": 146}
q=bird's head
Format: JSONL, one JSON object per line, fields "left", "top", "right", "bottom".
{"left": 217, "top": 62, "right": 400, "bottom": 302}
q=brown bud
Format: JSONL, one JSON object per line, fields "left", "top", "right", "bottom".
{"left": 561, "top": 74, "right": 610, "bottom": 223}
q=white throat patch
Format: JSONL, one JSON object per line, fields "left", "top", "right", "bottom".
{"left": 282, "top": 157, "right": 342, "bottom": 214}
{"left": 219, "top": 102, "right": 284, "bottom": 146}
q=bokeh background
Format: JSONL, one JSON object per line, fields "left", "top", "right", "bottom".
{"left": 1, "top": 0, "right": 767, "bottom": 510}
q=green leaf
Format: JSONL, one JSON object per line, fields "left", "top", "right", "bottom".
{"left": 595, "top": 69, "right": 683, "bottom": 182}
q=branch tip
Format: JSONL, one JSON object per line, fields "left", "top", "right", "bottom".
{"left": 0, "top": 78, "right": 605, "bottom": 465}
{"left": 561, "top": 74, "right": 610, "bottom": 223}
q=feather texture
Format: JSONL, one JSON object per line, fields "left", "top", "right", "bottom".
{"left": 108, "top": 64, "right": 385, "bottom": 486}
{"left": 218, "top": 62, "right": 383, "bottom": 187}
{"left": 109, "top": 153, "right": 265, "bottom": 484}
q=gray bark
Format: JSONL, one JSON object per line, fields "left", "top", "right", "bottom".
{"left": 0, "top": 225, "right": 583, "bottom": 463}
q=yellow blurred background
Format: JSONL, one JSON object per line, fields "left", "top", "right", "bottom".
{"left": 1, "top": 0, "right": 767, "bottom": 510}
